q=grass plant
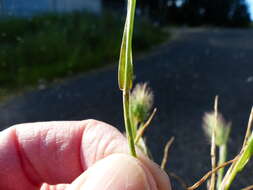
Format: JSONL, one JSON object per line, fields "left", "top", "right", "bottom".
{"left": 118, "top": 0, "right": 137, "bottom": 157}
{"left": 203, "top": 97, "right": 231, "bottom": 190}
{"left": 118, "top": 0, "right": 253, "bottom": 189}
{"left": 0, "top": 11, "right": 167, "bottom": 101}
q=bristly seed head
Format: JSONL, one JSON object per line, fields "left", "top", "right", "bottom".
{"left": 130, "top": 83, "right": 154, "bottom": 123}
{"left": 203, "top": 112, "right": 231, "bottom": 146}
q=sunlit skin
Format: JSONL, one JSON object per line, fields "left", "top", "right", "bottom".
{"left": 0, "top": 119, "right": 171, "bottom": 190}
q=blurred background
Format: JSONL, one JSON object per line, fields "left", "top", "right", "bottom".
{"left": 1, "top": 0, "right": 253, "bottom": 189}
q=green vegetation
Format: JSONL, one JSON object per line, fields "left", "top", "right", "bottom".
{"left": 118, "top": 0, "right": 138, "bottom": 157}
{"left": 0, "top": 11, "right": 167, "bottom": 100}
{"left": 119, "top": 0, "right": 253, "bottom": 189}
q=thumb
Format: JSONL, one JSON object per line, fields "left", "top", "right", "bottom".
{"left": 67, "top": 154, "right": 161, "bottom": 190}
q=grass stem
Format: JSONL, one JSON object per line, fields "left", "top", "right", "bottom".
{"left": 135, "top": 108, "right": 157, "bottom": 144}
{"left": 187, "top": 157, "right": 238, "bottom": 190}
{"left": 161, "top": 137, "right": 175, "bottom": 170}
{"left": 220, "top": 133, "right": 253, "bottom": 190}
{"left": 119, "top": 0, "right": 137, "bottom": 157}
{"left": 217, "top": 144, "right": 227, "bottom": 189}
{"left": 242, "top": 185, "right": 253, "bottom": 190}
{"left": 123, "top": 91, "right": 137, "bottom": 157}
{"left": 220, "top": 107, "right": 253, "bottom": 190}
{"left": 210, "top": 96, "right": 219, "bottom": 190}
{"left": 242, "top": 107, "right": 253, "bottom": 149}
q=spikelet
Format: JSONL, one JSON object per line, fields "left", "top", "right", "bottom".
{"left": 203, "top": 112, "right": 231, "bottom": 146}
{"left": 130, "top": 83, "right": 154, "bottom": 124}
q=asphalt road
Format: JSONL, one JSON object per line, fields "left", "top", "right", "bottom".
{"left": 1, "top": 28, "right": 253, "bottom": 189}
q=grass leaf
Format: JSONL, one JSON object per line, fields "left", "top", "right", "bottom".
{"left": 118, "top": 0, "right": 137, "bottom": 157}
{"left": 118, "top": 22, "right": 133, "bottom": 90}
{"left": 236, "top": 133, "right": 253, "bottom": 171}
{"left": 220, "top": 133, "right": 253, "bottom": 190}
{"left": 118, "top": 0, "right": 136, "bottom": 91}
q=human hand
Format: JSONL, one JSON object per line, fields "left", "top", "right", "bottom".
{"left": 0, "top": 119, "right": 171, "bottom": 190}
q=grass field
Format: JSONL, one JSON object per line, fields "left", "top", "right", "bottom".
{"left": 0, "top": 12, "right": 168, "bottom": 101}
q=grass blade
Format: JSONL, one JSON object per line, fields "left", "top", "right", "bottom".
{"left": 118, "top": 0, "right": 137, "bottom": 157}
{"left": 118, "top": 24, "right": 133, "bottom": 91}
{"left": 220, "top": 133, "right": 253, "bottom": 190}
{"left": 118, "top": 0, "right": 135, "bottom": 91}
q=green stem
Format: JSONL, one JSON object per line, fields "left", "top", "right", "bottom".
{"left": 127, "top": 0, "right": 136, "bottom": 51}
{"left": 220, "top": 133, "right": 253, "bottom": 190}
{"left": 217, "top": 144, "right": 227, "bottom": 189}
{"left": 119, "top": 0, "right": 137, "bottom": 157}
{"left": 210, "top": 129, "right": 216, "bottom": 190}
{"left": 123, "top": 91, "right": 137, "bottom": 157}
{"left": 122, "top": 0, "right": 137, "bottom": 157}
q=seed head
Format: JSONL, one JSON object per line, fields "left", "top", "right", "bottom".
{"left": 203, "top": 112, "right": 231, "bottom": 146}
{"left": 130, "top": 83, "right": 154, "bottom": 123}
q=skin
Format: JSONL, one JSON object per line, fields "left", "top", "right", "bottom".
{"left": 0, "top": 119, "right": 171, "bottom": 190}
